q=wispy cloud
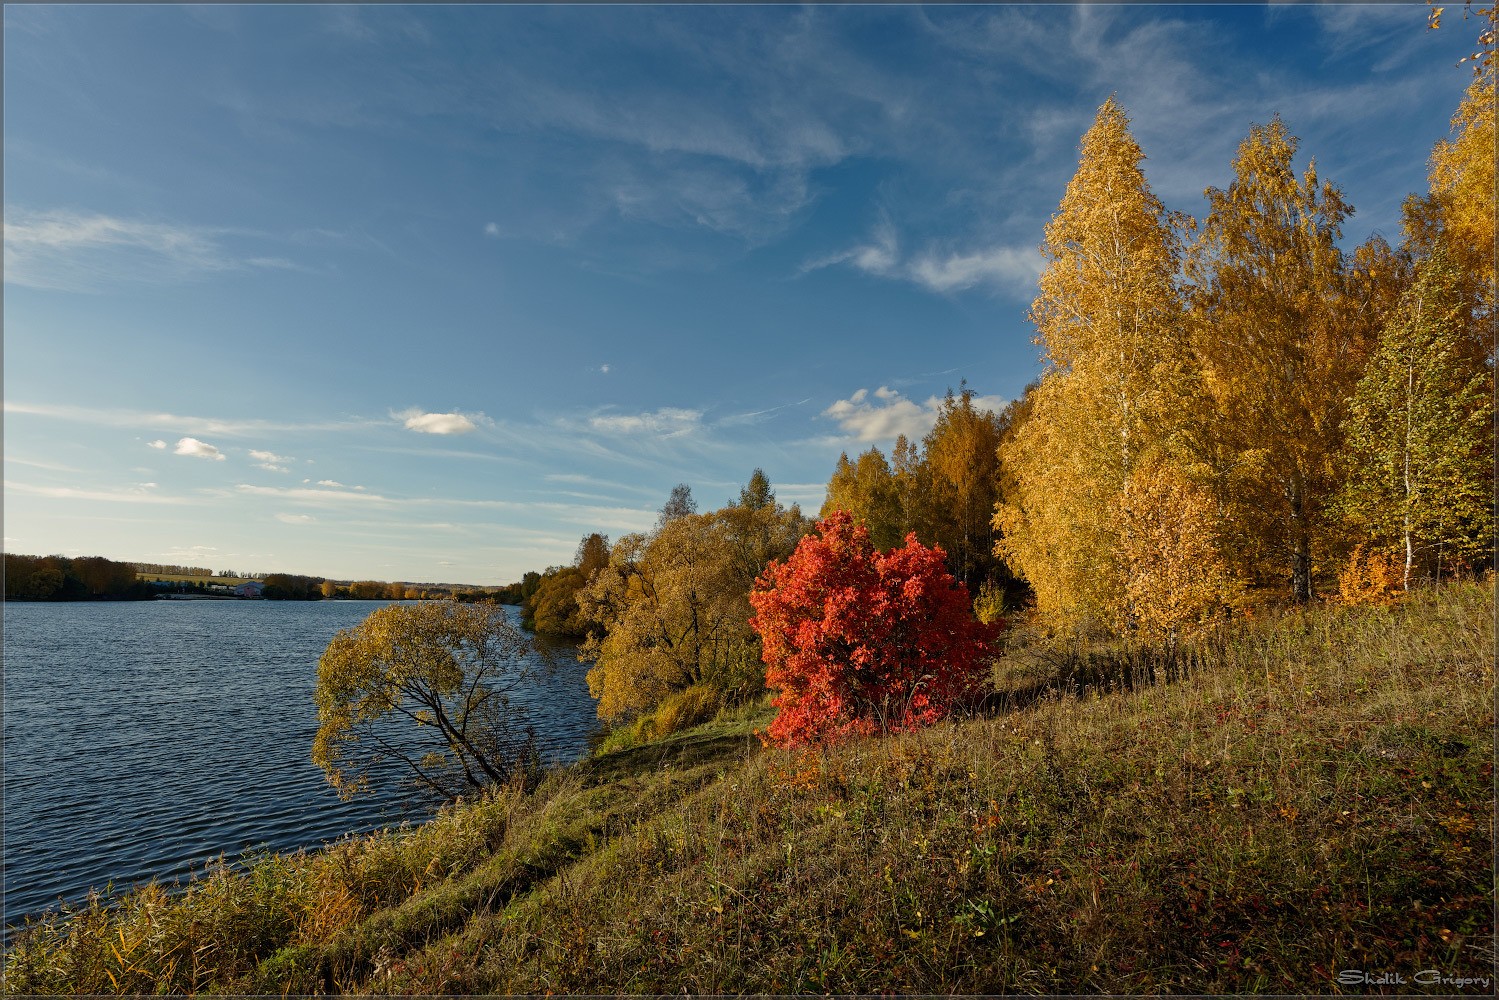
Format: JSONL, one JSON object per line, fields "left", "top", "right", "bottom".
{"left": 238, "top": 482, "right": 655, "bottom": 534}
{"left": 2, "top": 209, "right": 304, "bottom": 291}
{"left": 147, "top": 439, "right": 168, "bottom": 450}
{"left": 249, "top": 448, "right": 292, "bottom": 473}
{"left": 801, "top": 217, "right": 1039, "bottom": 298}
{"left": 275, "top": 512, "right": 317, "bottom": 524}
{"left": 799, "top": 215, "right": 899, "bottom": 278}
{"left": 715, "top": 398, "right": 813, "bottom": 428}
{"left": 4, "top": 480, "right": 193, "bottom": 505}
{"left": 771, "top": 481, "right": 829, "bottom": 510}
{"left": 588, "top": 407, "right": 703, "bottom": 438}
{"left": 174, "top": 437, "right": 226, "bottom": 461}
{"left": 543, "top": 472, "right": 662, "bottom": 497}
{"left": 394, "top": 407, "right": 491, "bottom": 435}
{"left": 4, "top": 400, "right": 373, "bottom": 437}
{"left": 237, "top": 484, "right": 389, "bottom": 504}
{"left": 3, "top": 456, "right": 83, "bottom": 473}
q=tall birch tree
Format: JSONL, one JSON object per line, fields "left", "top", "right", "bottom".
{"left": 996, "top": 97, "right": 1198, "bottom": 632}
{"left": 1336, "top": 245, "right": 1493, "bottom": 586}
{"left": 1190, "top": 117, "right": 1360, "bottom": 602}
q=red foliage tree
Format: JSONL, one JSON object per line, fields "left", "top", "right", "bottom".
{"left": 749, "top": 510, "right": 999, "bottom": 748}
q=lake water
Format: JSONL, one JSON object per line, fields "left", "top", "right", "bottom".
{"left": 1, "top": 599, "right": 597, "bottom": 933}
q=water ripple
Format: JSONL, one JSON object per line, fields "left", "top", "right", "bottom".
{"left": 2, "top": 600, "right": 596, "bottom": 930}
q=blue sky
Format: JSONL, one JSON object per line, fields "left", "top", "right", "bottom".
{"left": 2, "top": 3, "right": 1479, "bottom": 585}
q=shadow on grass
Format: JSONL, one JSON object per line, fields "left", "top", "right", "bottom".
{"left": 578, "top": 729, "right": 760, "bottom": 786}
{"left": 979, "top": 641, "right": 1210, "bottom": 716}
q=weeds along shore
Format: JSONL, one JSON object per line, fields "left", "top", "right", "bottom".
{"left": 4, "top": 581, "right": 1492, "bottom": 994}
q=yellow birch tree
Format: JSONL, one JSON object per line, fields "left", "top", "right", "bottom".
{"left": 1189, "top": 117, "right": 1362, "bottom": 602}
{"left": 996, "top": 96, "right": 1199, "bottom": 633}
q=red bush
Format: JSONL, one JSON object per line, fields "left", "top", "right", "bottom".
{"left": 749, "top": 510, "right": 999, "bottom": 748}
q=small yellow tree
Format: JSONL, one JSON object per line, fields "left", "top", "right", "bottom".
{"left": 581, "top": 488, "right": 805, "bottom": 721}
{"left": 312, "top": 601, "right": 539, "bottom": 800}
{"left": 1115, "top": 461, "right": 1238, "bottom": 643}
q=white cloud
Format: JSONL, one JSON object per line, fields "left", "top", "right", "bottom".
{"left": 824, "top": 387, "right": 935, "bottom": 442}
{"left": 276, "top": 513, "right": 317, "bottom": 525}
{"left": 147, "top": 439, "right": 167, "bottom": 450}
{"left": 395, "top": 407, "right": 489, "bottom": 435}
{"left": 909, "top": 246, "right": 1043, "bottom": 296}
{"left": 249, "top": 448, "right": 292, "bottom": 473}
{"left": 2, "top": 209, "right": 300, "bottom": 291}
{"left": 588, "top": 407, "right": 702, "bottom": 438}
{"left": 598, "top": 364, "right": 612, "bottom": 374}
{"left": 801, "top": 218, "right": 1038, "bottom": 298}
{"left": 823, "top": 386, "right": 1004, "bottom": 444}
{"left": 484, "top": 222, "right": 501, "bottom": 237}
{"left": 174, "top": 437, "right": 226, "bottom": 461}
{"left": 317, "top": 479, "right": 345, "bottom": 488}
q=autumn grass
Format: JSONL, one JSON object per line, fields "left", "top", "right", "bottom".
{"left": 5, "top": 582, "right": 1492, "bottom": 994}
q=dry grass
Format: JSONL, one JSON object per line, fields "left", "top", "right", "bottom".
{"left": 5, "top": 582, "right": 1492, "bottom": 994}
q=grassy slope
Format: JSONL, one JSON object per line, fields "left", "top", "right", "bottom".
{"left": 4, "top": 583, "right": 1493, "bottom": 994}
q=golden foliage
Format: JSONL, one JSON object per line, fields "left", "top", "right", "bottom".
{"left": 1115, "top": 461, "right": 1239, "bottom": 643}
{"left": 1335, "top": 246, "right": 1494, "bottom": 588}
{"left": 312, "top": 601, "right": 535, "bottom": 799}
{"left": 1190, "top": 116, "right": 1364, "bottom": 601}
{"left": 821, "top": 448, "right": 904, "bottom": 550}
{"left": 581, "top": 500, "right": 805, "bottom": 722}
{"left": 1337, "top": 543, "right": 1404, "bottom": 605}
{"left": 972, "top": 581, "right": 1007, "bottom": 625}
{"left": 996, "top": 97, "right": 1193, "bottom": 632}
{"left": 921, "top": 385, "right": 1004, "bottom": 589}
{"left": 1428, "top": 72, "right": 1496, "bottom": 319}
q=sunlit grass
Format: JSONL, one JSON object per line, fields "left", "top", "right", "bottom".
{"left": 5, "top": 582, "right": 1491, "bottom": 994}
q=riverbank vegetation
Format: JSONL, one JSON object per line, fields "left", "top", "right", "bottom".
{"left": 5, "top": 15, "right": 1493, "bottom": 993}
{"left": 502, "top": 50, "right": 1494, "bottom": 743}
{"left": 4, "top": 581, "right": 1490, "bottom": 993}
{"left": 3, "top": 553, "right": 153, "bottom": 601}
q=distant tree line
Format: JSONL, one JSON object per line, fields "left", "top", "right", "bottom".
{"left": 129, "top": 562, "right": 215, "bottom": 577}
{"left": 4, "top": 554, "right": 153, "bottom": 601}
{"left": 2, "top": 554, "right": 517, "bottom": 604}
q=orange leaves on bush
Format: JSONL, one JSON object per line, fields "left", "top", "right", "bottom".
{"left": 1338, "top": 543, "right": 1403, "bottom": 604}
{"left": 749, "top": 511, "right": 999, "bottom": 748}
